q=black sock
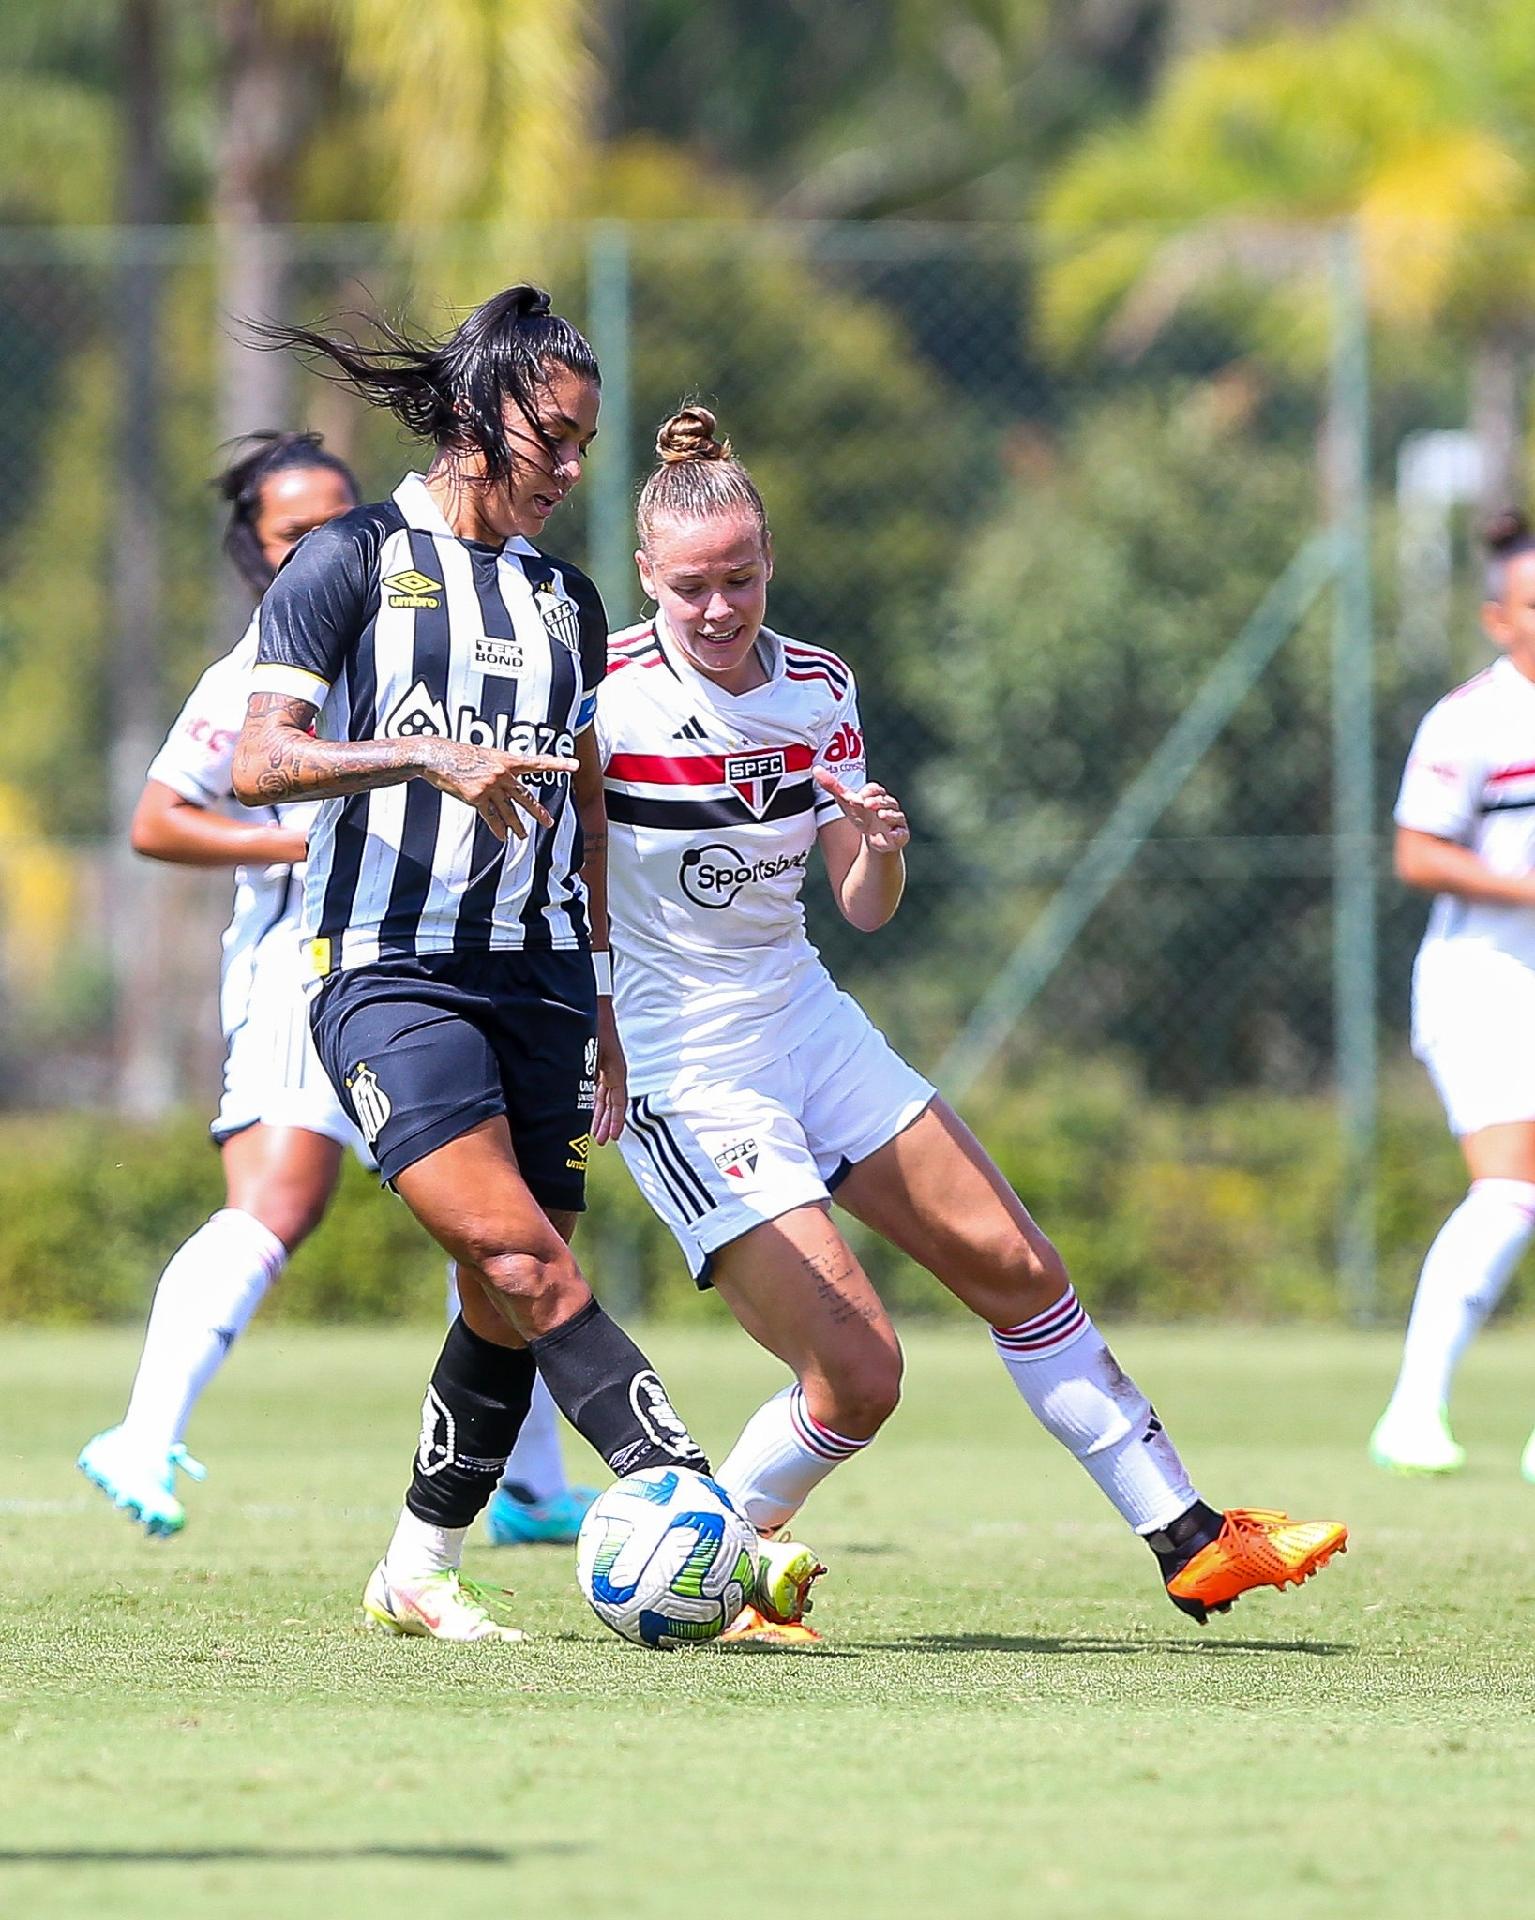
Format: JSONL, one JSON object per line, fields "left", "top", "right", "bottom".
{"left": 405, "top": 1316, "right": 537, "bottom": 1528}
{"left": 529, "top": 1299, "right": 710, "bottom": 1477}
{"left": 1145, "top": 1499, "right": 1225, "bottom": 1581}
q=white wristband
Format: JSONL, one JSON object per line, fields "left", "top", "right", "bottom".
{"left": 592, "top": 950, "right": 613, "bottom": 997}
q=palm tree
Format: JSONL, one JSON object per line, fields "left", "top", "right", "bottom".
{"left": 1037, "top": 4, "right": 1535, "bottom": 504}
{"left": 213, "top": 0, "right": 597, "bottom": 445}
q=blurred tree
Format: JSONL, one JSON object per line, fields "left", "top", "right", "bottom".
{"left": 601, "top": 0, "right": 1163, "bottom": 220}
{"left": 890, "top": 382, "right": 1373, "bottom": 1091}
{"left": 1038, "top": 3, "right": 1535, "bottom": 502}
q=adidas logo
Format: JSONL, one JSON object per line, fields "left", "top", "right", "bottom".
{"left": 671, "top": 717, "right": 709, "bottom": 742}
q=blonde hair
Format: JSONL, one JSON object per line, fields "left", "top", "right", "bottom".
{"left": 636, "top": 405, "right": 769, "bottom": 552}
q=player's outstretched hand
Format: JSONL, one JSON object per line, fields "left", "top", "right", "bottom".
{"left": 592, "top": 1002, "right": 627, "bottom": 1146}
{"left": 812, "top": 768, "right": 910, "bottom": 852}
{"left": 421, "top": 741, "right": 580, "bottom": 841}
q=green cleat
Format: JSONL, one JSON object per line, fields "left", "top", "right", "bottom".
{"left": 77, "top": 1426, "right": 206, "bottom": 1537}
{"left": 1368, "top": 1404, "right": 1466, "bottom": 1476}
{"left": 361, "top": 1561, "right": 527, "bottom": 1642}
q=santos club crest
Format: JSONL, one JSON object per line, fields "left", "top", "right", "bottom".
{"left": 725, "top": 749, "right": 787, "bottom": 819}
{"left": 534, "top": 583, "right": 581, "bottom": 655}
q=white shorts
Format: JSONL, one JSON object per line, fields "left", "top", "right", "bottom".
{"left": 1412, "top": 942, "right": 1535, "bottom": 1137}
{"left": 619, "top": 990, "right": 934, "bottom": 1283}
{"left": 212, "top": 921, "right": 364, "bottom": 1154}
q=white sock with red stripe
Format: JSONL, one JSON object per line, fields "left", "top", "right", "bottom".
{"left": 990, "top": 1286, "right": 1198, "bottom": 1534}
{"left": 119, "top": 1209, "right": 288, "bottom": 1456}
{"left": 1385, "top": 1178, "right": 1535, "bottom": 1418}
{"left": 715, "top": 1384, "right": 871, "bottom": 1533}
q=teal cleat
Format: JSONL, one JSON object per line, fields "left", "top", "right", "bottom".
{"left": 484, "top": 1483, "right": 599, "bottom": 1546}
{"left": 77, "top": 1425, "right": 207, "bottom": 1538}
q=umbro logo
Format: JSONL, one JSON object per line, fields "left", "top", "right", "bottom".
{"left": 383, "top": 567, "right": 441, "bottom": 609}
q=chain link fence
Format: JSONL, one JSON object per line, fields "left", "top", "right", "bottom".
{"left": 0, "top": 218, "right": 1511, "bottom": 1312}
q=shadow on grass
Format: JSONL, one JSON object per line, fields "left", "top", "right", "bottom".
{"left": 853, "top": 1633, "right": 1354, "bottom": 1658}
{"left": 0, "top": 1843, "right": 578, "bottom": 1866}
{"left": 709, "top": 1642, "right": 858, "bottom": 1659}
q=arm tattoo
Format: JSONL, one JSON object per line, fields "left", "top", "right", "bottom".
{"left": 232, "top": 691, "right": 430, "bottom": 805}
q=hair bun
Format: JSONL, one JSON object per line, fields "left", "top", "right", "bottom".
{"left": 656, "top": 404, "right": 731, "bottom": 466}
{"left": 1485, "top": 507, "right": 1532, "bottom": 555}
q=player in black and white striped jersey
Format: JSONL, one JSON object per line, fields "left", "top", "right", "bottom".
{"left": 233, "top": 286, "right": 709, "bottom": 1642}
{"left": 255, "top": 468, "right": 604, "bottom": 966}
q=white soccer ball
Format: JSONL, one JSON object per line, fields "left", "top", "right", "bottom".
{"left": 576, "top": 1465, "right": 758, "bottom": 1649}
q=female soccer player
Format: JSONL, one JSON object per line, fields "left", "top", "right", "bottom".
{"left": 78, "top": 433, "right": 590, "bottom": 1546}
{"left": 1370, "top": 510, "right": 1535, "bottom": 1478}
{"left": 232, "top": 288, "right": 711, "bottom": 1642}
{"left": 600, "top": 406, "right": 1348, "bottom": 1640}
{"left": 77, "top": 432, "right": 361, "bottom": 1536}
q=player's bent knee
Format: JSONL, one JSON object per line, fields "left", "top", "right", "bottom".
{"left": 822, "top": 1347, "right": 903, "bottom": 1437}
{"left": 967, "top": 1230, "right": 1072, "bottom": 1326}
{"left": 241, "top": 1188, "right": 331, "bottom": 1253}
{"left": 475, "top": 1243, "right": 587, "bottom": 1328}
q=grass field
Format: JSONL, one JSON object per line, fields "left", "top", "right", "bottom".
{"left": 5, "top": 1322, "right": 1535, "bottom": 1920}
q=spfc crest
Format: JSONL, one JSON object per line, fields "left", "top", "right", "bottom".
{"left": 533, "top": 583, "right": 581, "bottom": 655}
{"left": 724, "top": 749, "right": 787, "bottom": 819}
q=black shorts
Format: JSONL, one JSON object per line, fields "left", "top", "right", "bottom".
{"left": 310, "top": 948, "right": 597, "bottom": 1206}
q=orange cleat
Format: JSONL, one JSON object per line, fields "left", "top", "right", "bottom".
{"left": 716, "top": 1605, "right": 825, "bottom": 1649}
{"left": 1164, "top": 1508, "right": 1348, "bottom": 1624}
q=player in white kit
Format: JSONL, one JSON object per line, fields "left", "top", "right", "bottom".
{"left": 76, "top": 433, "right": 585, "bottom": 1540}
{"left": 1370, "top": 510, "right": 1535, "bottom": 1478}
{"left": 600, "top": 406, "right": 1348, "bottom": 1640}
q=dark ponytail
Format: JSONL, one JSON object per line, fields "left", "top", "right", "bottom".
{"left": 214, "top": 430, "right": 358, "bottom": 597}
{"left": 246, "top": 285, "right": 600, "bottom": 491}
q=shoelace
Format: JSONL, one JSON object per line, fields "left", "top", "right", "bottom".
{"left": 168, "top": 1445, "right": 207, "bottom": 1484}
{"left": 1220, "top": 1508, "right": 1289, "bottom": 1534}
{"left": 444, "top": 1572, "right": 521, "bottom": 1629}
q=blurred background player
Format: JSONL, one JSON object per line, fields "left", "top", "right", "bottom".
{"left": 599, "top": 406, "right": 1349, "bottom": 1642}
{"left": 1370, "top": 510, "right": 1535, "bottom": 1478}
{"left": 78, "top": 431, "right": 588, "bottom": 1543}
{"left": 234, "top": 288, "right": 710, "bottom": 1641}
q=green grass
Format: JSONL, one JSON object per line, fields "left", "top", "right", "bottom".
{"left": 4, "top": 1323, "right": 1535, "bottom": 1920}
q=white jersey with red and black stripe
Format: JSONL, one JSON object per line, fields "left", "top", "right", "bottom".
{"left": 146, "top": 616, "right": 319, "bottom": 1039}
{"left": 1395, "top": 656, "right": 1535, "bottom": 971}
{"left": 596, "top": 617, "right": 867, "bottom": 1084}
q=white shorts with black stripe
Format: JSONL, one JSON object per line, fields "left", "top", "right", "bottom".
{"left": 619, "top": 990, "right": 934, "bottom": 1284}
{"left": 212, "top": 917, "right": 364, "bottom": 1155}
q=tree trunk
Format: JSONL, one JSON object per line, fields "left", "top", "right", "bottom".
{"left": 214, "top": 0, "right": 305, "bottom": 446}
{"left": 211, "top": 0, "right": 323, "bottom": 640}
{"left": 110, "top": 0, "right": 174, "bottom": 1114}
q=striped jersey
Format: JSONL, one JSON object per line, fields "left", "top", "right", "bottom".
{"left": 1395, "top": 655, "right": 1535, "bottom": 970}
{"left": 252, "top": 472, "right": 605, "bottom": 971}
{"left": 596, "top": 617, "right": 866, "bottom": 1083}
{"left": 147, "top": 616, "right": 319, "bottom": 1030}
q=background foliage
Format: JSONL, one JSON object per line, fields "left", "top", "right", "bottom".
{"left": 2, "top": 1, "right": 1532, "bottom": 1318}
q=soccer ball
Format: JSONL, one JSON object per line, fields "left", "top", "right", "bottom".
{"left": 576, "top": 1465, "right": 758, "bottom": 1649}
